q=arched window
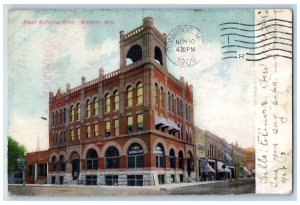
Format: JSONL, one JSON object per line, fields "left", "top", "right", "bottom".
{"left": 160, "top": 87, "right": 164, "bottom": 108}
{"left": 59, "top": 155, "right": 65, "bottom": 171}
{"left": 93, "top": 97, "right": 98, "bottom": 116}
{"left": 155, "top": 83, "right": 158, "bottom": 105}
{"left": 178, "top": 151, "right": 184, "bottom": 169}
{"left": 114, "top": 91, "right": 119, "bottom": 110}
{"left": 127, "top": 86, "right": 133, "bottom": 107}
{"left": 76, "top": 103, "right": 80, "bottom": 121}
{"left": 63, "top": 108, "right": 66, "bottom": 123}
{"left": 127, "top": 143, "right": 144, "bottom": 168}
{"left": 86, "top": 149, "right": 98, "bottom": 170}
{"left": 137, "top": 82, "right": 143, "bottom": 104}
{"left": 105, "top": 146, "right": 119, "bottom": 169}
{"left": 105, "top": 93, "right": 111, "bottom": 112}
{"left": 169, "top": 149, "right": 176, "bottom": 169}
{"left": 156, "top": 143, "right": 165, "bottom": 168}
{"left": 177, "top": 98, "right": 180, "bottom": 116}
{"left": 86, "top": 100, "right": 91, "bottom": 118}
{"left": 154, "top": 47, "right": 163, "bottom": 65}
{"left": 52, "top": 156, "right": 57, "bottom": 172}
{"left": 126, "top": 45, "right": 142, "bottom": 63}
{"left": 70, "top": 105, "right": 74, "bottom": 122}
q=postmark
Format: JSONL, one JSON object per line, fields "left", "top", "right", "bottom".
{"left": 166, "top": 25, "right": 204, "bottom": 67}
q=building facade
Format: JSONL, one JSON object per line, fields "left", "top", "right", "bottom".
{"left": 25, "top": 17, "right": 195, "bottom": 186}
{"left": 243, "top": 147, "right": 255, "bottom": 175}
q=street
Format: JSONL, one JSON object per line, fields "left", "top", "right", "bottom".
{"left": 8, "top": 178, "right": 255, "bottom": 196}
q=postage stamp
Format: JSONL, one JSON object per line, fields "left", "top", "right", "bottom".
{"left": 5, "top": 8, "right": 293, "bottom": 198}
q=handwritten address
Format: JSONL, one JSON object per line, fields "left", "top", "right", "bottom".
{"left": 255, "top": 9, "right": 292, "bottom": 194}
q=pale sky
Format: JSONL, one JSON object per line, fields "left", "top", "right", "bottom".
{"left": 7, "top": 9, "right": 255, "bottom": 152}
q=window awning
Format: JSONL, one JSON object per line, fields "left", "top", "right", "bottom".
{"left": 242, "top": 167, "right": 251, "bottom": 176}
{"left": 225, "top": 153, "right": 232, "bottom": 161}
{"left": 166, "top": 118, "right": 180, "bottom": 131}
{"left": 202, "top": 163, "right": 216, "bottom": 173}
{"left": 217, "top": 161, "right": 231, "bottom": 172}
{"left": 155, "top": 115, "right": 180, "bottom": 131}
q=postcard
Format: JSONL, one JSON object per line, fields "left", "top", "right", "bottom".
{"left": 6, "top": 8, "right": 293, "bottom": 196}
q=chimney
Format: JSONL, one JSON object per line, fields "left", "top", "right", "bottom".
{"left": 180, "top": 76, "right": 185, "bottom": 84}
{"left": 81, "top": 76, "right": 86, "bottom": 85}
{"left": 119, "top": 30, "right": 124, "bottom": 37}
{"left": 66, "top": 83, "right": 70, "bottom": 93}
{"left": 99, "top": 67, "right": 104, "bottom": 80}
{"left": 143, "top": 17, "right": 153, "bottom": 26}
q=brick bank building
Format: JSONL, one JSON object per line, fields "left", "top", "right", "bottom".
{"left": 26, "top": 17, "right": 195, "bottom": 186}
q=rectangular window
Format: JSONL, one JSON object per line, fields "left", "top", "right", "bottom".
{"left": 94, "top": 100, "right": 98, "bottom": 116}
{"left": 63, "top": 131, "right": 66, "bottom": 142}
{"left": 71, "top": 108, "right": 75, "bottom": 122}
{"left": 63, "top": 108, "right": 66, "bottom": 123}
{"left": 127, "top": 175, "right": 143, "bottom": 186}
{"left": 77, "top": 127, "right": 81, "bottom": 140}
{"left": 86, "top": 175, "right": 97, "bottom": 185}
{"left": 52, "top": 112, "right": 54, "bottom": 126}
{"left": 105, "top": 175, "right": 118, "bottom": 186}
{"left": 105, "top": 95, "right": 111, "bottom": 112}
{"left": 114, "top": 92, "right": 119, "bottom": 110}
{"left": 70, "top": 129, "right": 75, "bottom": 141}
{"left": 86, "top": 126, "right": 91, "bottom": 138}
{"left": 127, "top": 116, "right": 133, "bottom": 134}
{"left": 37, "top": 163, "right": 47, "bottom": 176}
{"left": 93, "top": 123, "right": 98, "bottom": 137}
{"left": 105, "top": 121, "right": 110, "bottom": 137}
{"left": 127, "top": 87, "right": 133, "bottom": 107}
{"left": 114, "top": 119, "right": 119, "bottom": 136}
{"left": 137, "top": 114, "right": 143, "bottom": 132}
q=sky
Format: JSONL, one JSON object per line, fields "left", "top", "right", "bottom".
{"left": 7, "top": 9, "right": 255, "bottom": 152}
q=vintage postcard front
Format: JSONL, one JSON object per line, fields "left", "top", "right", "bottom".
{"left": 7, "top": 8, "right": 293, "bottom": 196}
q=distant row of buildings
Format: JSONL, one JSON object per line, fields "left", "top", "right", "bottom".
{"left": 194, "top": 127, "right": 255, "bottom": 181}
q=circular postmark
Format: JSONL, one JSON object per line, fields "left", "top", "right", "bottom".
{"left": 166, "top": 25, "right": 204, "bottom": 67}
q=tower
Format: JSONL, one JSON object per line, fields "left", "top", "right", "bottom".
{"left": 119, "top": 17, "right": 167, "bottom": 70}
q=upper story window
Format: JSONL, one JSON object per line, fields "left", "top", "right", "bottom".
{"left": 86, "top": 125, "right": 91, "bottom": 138}
{"left": 76, "top": 127, "right": 81, "bottom": 140}
{"left": 93, "top": 97, "right": 98, "bottom": 116}
{"left": 76, "top": 103, "right": 80, "bottom": 121}
{"left": 70, "top": 106, "right": 74, "bottom": 122}
{"left": 127, "top": 86, "right": 133, "bottom": 107}
{"left": 160, "top": 87, "right": 164, "bottom": 108}
{"left": 60, "top": 109, "right": 62, "bottom": 125}
{"left": 52, "top": 112, "right": 54, "bottom": 126}
{"left": 137, "top": 113, "right": 143, "bottom": 132}
{"left": 127, "top": 116, "right": 133, "bottom": 134}
{"left": 177, "top": 98, "right": 180, "bottom": 116}
{"left": 105, "top": 93, "right": 111, "bottom": 113}
{"left": 70, "top": 129, "right": 75, "bottom": 141}
{"left": 93, "top": 123, "right": 98, "bottom": 137}
{"left": 86, "top": 100, "right": 91, "bottom": 118}
{"left": 155, "top": 83, "right": 158, "bottom": 105}
{"left": 63, "top": 108, "right": 66, "bottom": 123}
{"left": 171, "top": 94, "right": 175, "bottom": 113}
{"left": 55, "top": 111, "right": 58, "bottom": 126}
{"left": 168, "top": 92, "right": 171, "bottom": 111}
{"left": 137, "top": 82, "right": 143, "bottom": 104}
{"left": 114, "top": 119, "right": 119, "bottom": 136}
{"left": 105, "top": 121, "right": 110, "bottom": 137}
{"left": 114, "top": 91, "right": 119, "bottom": 111}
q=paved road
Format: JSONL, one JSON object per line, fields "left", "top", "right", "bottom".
{"left": 8, "top": 178, "right": 255, "bottom": 196}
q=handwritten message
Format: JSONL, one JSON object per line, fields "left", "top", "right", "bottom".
{"left": 255, "top": 9, "right": 292, "bottom": 194}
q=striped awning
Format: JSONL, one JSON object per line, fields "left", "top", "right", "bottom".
{"left": 155, "top": 115, "right": 180, "bottom": 131}
{"left": 202, "top": 163, "right": 216, "bottom": 173}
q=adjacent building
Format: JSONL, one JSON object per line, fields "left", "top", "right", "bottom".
{"left": 26, "top": 17, "right": 195, "bottom": 186}
{"left": 243, "top": 147, "right": 255, "bottom": 176}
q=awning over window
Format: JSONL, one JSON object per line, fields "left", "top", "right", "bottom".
{"left": 202, "top": 163, "right": 216, "bottom": 173}
{"left": 217, "top": 161, "right": 231, "bottom": 172}
{"left": 242, "top": 167, "right": 251, "bottom": 176}
{"left": 225, "top": 153, "right": 232, "bottom": 161}
{"left": 155, "top": 115, "right": 180, "bottom": 131}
